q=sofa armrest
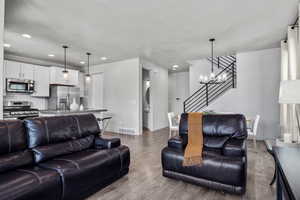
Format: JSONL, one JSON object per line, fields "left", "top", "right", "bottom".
{"left": 168, "top": 136, "right": 184, "bottom": 150}
{"left": 222, "top": 139, "right": 246, "bottom": 157}
{"left": 94, "top": 137, "right": 121, "bottom": 149}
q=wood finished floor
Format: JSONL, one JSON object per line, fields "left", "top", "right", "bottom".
{"left": 87, "top": 128, "right": 276, "bottom": 200}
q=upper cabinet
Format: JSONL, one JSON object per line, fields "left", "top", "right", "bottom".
{"left": 32, "top": 66, "right": 50, "bottom": 97}
{"left": 4, "top": 60, "right": 34, "bottom": 80}
{"left": 4, "top": 60, "right": 50, "bottom": 97}
{"left": 22, "top": 63, "right": 35, "bottom": 80}
{"left": 50, "top": 66, "right": 79, "bottom": 86}
{"left": 5, "top": 60, "right": 22, "bottom": 79}
{"left": 3, "top": 61, "right": 82, "bottom": 98}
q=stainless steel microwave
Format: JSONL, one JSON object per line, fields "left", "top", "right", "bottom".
{"left": 6, "top": 78, "right": 35, "bottom": 93}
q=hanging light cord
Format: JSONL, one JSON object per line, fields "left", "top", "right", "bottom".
{"left": 63, "top": 45, "right": 68, "bottom": 71}
{"left": 210, "top": 38, "right": 215, "bottom": 73}
{"left": 87, "top": 52, "right": 91, "bottom": 75}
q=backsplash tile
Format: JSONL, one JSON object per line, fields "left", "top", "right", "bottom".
{"left": 4, "top": 93, "right": 48, "bottom": 110}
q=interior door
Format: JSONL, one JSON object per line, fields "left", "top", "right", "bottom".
{"left": 88, "top": 73, "right": 103, "bottom": 109}
{"left": 172, "top": 72, "right": 189, "bottom": 114}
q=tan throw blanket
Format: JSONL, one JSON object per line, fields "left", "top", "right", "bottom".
{"left": 183, "top": 112, "right": 204, "bottom": 166}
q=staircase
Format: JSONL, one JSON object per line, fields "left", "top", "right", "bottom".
{"left": 183, "top": 55, "right": 236, "bottom": 113}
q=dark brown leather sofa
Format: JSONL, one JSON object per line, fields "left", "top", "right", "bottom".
{"left": 161, "top": 114, "right": 247, "bottom": 194}
{"left": 0, "top": 114, "right": 130, "bottom": 200}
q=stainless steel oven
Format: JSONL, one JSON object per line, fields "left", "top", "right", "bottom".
{"left": 3, "top": 101, "right": 39, "bottom": 120}
{"left": 6, "top": 78, "right": 35, "bottom": 93}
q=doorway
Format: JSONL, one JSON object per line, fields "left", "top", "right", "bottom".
{"left": 142, "top": 68, "right": 152, "bottom": 131}
{"left": 169, "top": 71, "right": 189, "bottom": 114}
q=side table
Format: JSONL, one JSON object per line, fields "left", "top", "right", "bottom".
{"left": 264, "top": 139, "right": 300, "bottom": 186}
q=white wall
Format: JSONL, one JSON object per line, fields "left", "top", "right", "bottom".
{"left": 168, "top": 71, "right": 189, "bottom": 114}
{"left": 189, "top": 48, "right": 281, "bottom": 140}
{"left": 0, "top": 0, "right": 4, "bottom": 119}
{"left": 141, "top": 59, "right": 169, "bottom": 131}
{"left": 89, "top": 58, "right": 141, "bottom": 135}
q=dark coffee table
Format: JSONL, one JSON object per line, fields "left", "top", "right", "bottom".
{"left": 264, "top": 139, "right": 300, "bottom": 185}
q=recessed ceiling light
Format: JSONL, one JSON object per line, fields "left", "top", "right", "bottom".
{"left": 48, "top": 54, "right": 55, "bottom": 57}
{"left": 172, "top": 65, "right": 179, "bottom": 68}
{"left": 3, "top": 43, "right": 11, "bottom": 48}
{"left": 80, "top": 61, "right": 85, "bottom": 64}
{"left": 21, "top": 34, "right": 32, "bottom": 38}
{"left": 100, "top": 57, "right": 107, "bottom": 61}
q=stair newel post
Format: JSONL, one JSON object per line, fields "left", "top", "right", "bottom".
{"left": 232, "top": 63, "right": 235, "bottom": 88}
{"left": 205, "top": 83, "right": 209, "bottom": 106}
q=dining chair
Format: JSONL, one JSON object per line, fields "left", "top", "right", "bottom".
{"left": 168, "top": 112, "right": 180, "bottom": 138}
{"left": 248, "top": 115, "right": 260, "bottom": 149}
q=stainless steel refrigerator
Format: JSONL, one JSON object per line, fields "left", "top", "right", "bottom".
{"left": 48, "top": 85, "right": 80, "bottom": 110}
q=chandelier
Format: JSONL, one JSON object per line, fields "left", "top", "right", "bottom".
{"left": 199, "top": 38, "right": 227, "bottom": 84}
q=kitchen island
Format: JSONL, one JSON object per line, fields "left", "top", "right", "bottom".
{"left": 39, "top": 109, "right": 108, "bottom": 117}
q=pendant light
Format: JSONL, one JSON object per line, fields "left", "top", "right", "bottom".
{"left": 199, "top": 38, "right": 227, "bottom": 84}
{"left": 85, "top": 52, "right": 91, "bottom": 82}
{"left": 209, "top": 38, "right": 215, "bottom": 79}
{"left": 62, "top": 45, "right": 69, "bottom": 80}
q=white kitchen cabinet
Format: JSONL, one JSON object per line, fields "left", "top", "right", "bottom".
{"left": 4, "top": 60, "right": 22, "bottom": 79}
{"left": 79, "top": 72, "right": 85, "bottom": 97}
{"left": 50, "top": 66, "right": 79, "bottom": 86}
{"left": 32, "top": 66, "right": 50, "bottom": 97}
{"left": 22, "top": 63, "right": 35, "bottom": 80}
{"left": 4, "top": 60, "right": 34, "bottom": 80}
{"left": 68, "top": 69, "right": 79, "bottom": 86}
{"left": 50, "top": 67, "right": 65, "bottom": 84}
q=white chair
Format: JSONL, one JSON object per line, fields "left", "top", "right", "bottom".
{"left": 248, "top": 115, "right": 260, "bottom": 149}
{"left": 168, "top": 112, "right": 180, "bottom": 138}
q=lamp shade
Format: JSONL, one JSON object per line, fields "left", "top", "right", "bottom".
{"left": 279, "top": 80, "right": 300, "bottom": 104}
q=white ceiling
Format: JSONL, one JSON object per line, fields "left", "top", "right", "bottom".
{"left": 4, "top": 0, "right": 299, "bottom": 69}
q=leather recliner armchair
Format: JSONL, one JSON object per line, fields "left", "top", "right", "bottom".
{"left": 161, "top": 114, "right": 248, "bottom": 194}
{"left": 0, "top": 114, "right": 130, "bottom": 200}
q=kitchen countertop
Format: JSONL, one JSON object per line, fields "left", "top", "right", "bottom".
{"left": 39, "top": 109, "right": 108, "bottom": 115}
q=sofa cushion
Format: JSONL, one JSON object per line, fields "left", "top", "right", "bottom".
{"left": 179, "top": 114, "right": 248, "bottom": 139}
{"left": 25, "top": 116, "right": 80, "bottom": 148}
{"left": 223, "top": 139, "right": 246, "bottom": 157}
{"left": 74, "top": 114, "right": 100, "bottom": 137}
{"left": 0, "top": 120, "right": 27, "bottom": 155}
{"left": 39, "top": 145, "right": 130, "bottom": 200}
{"left": 0, "top": 166, "right": 61, "bottom": 200}
{"left": 0, "top": 120, "right": 34, "bottom": 173}
{"left": 0, "top": 150, "right": 33, "bottom": 173}
{"left": 25, "top": 114, "right": 100, "bottom": 148}
{"left": 162, "top": 147, "right": 246, "bottom": 187}
{"left": 32, "top": 135, "right": 95, "bottom": 163}
{"left": 204, "top": 136, "right": 230, "bottom": 149}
